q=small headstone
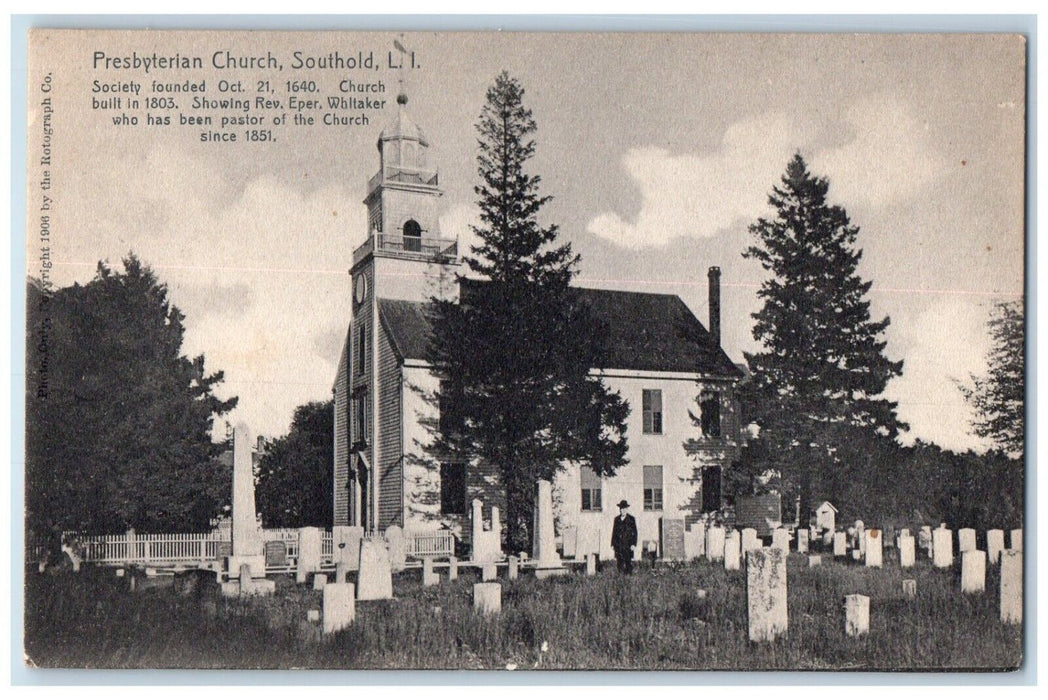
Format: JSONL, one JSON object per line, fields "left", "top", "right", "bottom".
{"left": 986, "top": 529, "right": 1005, "bottom": 566}
{"left": 1009, "top": 528, "right": 1022, "bottom": 551}
{"left": 332, "top": 525, "right": 364, "bottom": 570}
{"left": 796, "top": 529, "right": 809, "bottom": 554}
{"left": 473, "top": 582, "right": 502, "bottom": 615}
{"left": 385, "top": 525, "right": 408, "bottom": 573}
{"left": 706, "top": 527, "right": 726, "bottom": 562}
{"left": 448, "top": 556, "right": 458, "bottom": 581}
{"left": 585, "top": 553, "right": 596, "bottom": 576}
{"left": 264, "top": 540, "right": 288, "bottom": 567}
{"left": 741, "top": 528, "right": 760, "bottom": 554}
{"left": 115, "top": 569, "right": 125, "bottom": 578}
{"left": 659, "top": 517, "right": 687, "bottom": 561}
{"left": 322, "top": 582, "right": 355, "bottom": 634}
{"left": 899, "top": 534, "right": 915, "bottom": 568}
{"left": 902, "top": 579, "right": 917, "bottom": 599}
{"left": 771, "top": 528, "right": 789, "bottom": 552}
{"left": 422, "top": 557, "right": 438, "bottom": 587}
{"left": 1000, "top": 549, "right": 1022, "bottom": 624}
{"left": 833, "top": 532, "right": 847, "bottom": 558}
{"left": 932, "top": 527, "right": 953, "bottom": 568}
{"left": 482, "top": 562, "right": 497, "bottom": 581}
{"left": 357, "top": 538, "right": 393, "bottom": 601}
{"left": 296, "top": 527, "right": 322, "bottom": 584}
{"left": 508, "top": 555, "right": 519, "bottom": 581}
{"left": 312, "top": 573, "right": 328, "bottom": 591}
{"left": 918, "top": 526, "right": 933, "bottom": 557}
{"left": 307, "top": 609, "right": 320, "bottom": 622}
{"left": 561, "top": 526, "right": 578, "bottom": 559}
{"left": 961, "top": 550, "right": 986, "bottom": 593}
{"left": 335, "top": 562, "right": 348, "bottom": 583}
{"left": 746, "top": 548, "right": 788, "bottom": 643}
{"left": 958, "top": 528, "right": 977, "bottom": 553}
{"left": 844, "top": 594, "right": 870, "bottom": 637}
{"left": 865, "top": 529, "right": 883, "bottom": 568}
{"left": 851, "top": 549, "right": 862, "bottom": 561}
{"left": 723, "top": 531, "right": 741, "bottom": 571}
{"left": 807, "top": 555, "right": 821, "bottom": 568}
{"left": 683, "top": 523, "right": 706, "bottom": 560}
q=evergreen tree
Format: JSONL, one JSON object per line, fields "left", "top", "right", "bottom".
{"left": 256, "top": 400, "right": 334, "bottom": 527}
{"left": 742, "top": 154, "right": 905, "bottom": 511}
{"left": 25, "top": 255, "right": 236, "bottom": 540}
{"left": 961, "top": 299, "right": 1024, "bottom": 456}
{"left": 430, "top": 72, "right": 629, "bottom": 552}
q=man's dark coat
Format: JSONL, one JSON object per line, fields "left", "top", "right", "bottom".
{"left": 611, "top": 513, "right": 638, "bottom": 554}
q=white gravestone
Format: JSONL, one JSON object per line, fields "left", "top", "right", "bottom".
{"left": 322, "top": 582, "right": 355, "bottom": 634}
{"left": 961, "top": 550, "right": 986, "bottom": 593}
{"left": 422, "top": 557, "right": 438, "bottom": 587}
{"left": 747, "top": 548, "right": 788, "bottom": 642}
{"left": 532, "top": 480, "right": 565, "bottom": 577}
{"left": 312, "top": 573, "right": 328, "bottom": 591}
{"left": 586, "top": 553, "right": 597, "bottom": 576}
{"left": 865, "top": 529, "right": 883, "bottom": 568}
{"left": 448, "top": 556, "right": 458, "bottom": 581}
{"left": 741, "top": 528, "right": 760, "bottom": 554}
{"left": 1010, "top": 528, "right": 1022, "bottom": 551}
{"left": 771, "top": 528, "right": 789, "bottom": 552}
{"left": 228, "top": 424, "right": 265, "bottom": 580}
{"left": 356, "top": 538, "right": 393, "bottom": 601}
{"left": 844, "top": 594, "right": 870, "bottom": 637}
{"left": 683, "top": 523, "right": 706, "bottom": 560}
{"left": 706, "top": 527, "right": 726, "bottom": 562}
{"left": 958, "top": 528, "right": 977, "bottom": 553}
{"left": 807, "top": 555, "right": 821, "bottom": 567}
{"left": 1000, "top": 549, "right": 1022, "bottom": 624}
{"left": 855, "top": 523, "right": 866, "bottom": 554}
{"left": 332, "top": 525, "right": 364, "bottom": 570}
{"left": 471, "top": 499, "right": 502, "bottom": 563}
{"left": 385, "top": 525, "right": 408, "bottom": 573}
{"left": 508, "top": 555, "right": 519, "bottom": 580}
{"left": 473, "top": 582, "right": 502, "bottom": 615}
{"left": 296, "top": 527, "right": 322, "bottom": 584}
{"left": 561, "top": 526, "right": 578, "bottom": 559}
{"left": 833, "top": 532, "right": 847, "bottom": 558}
{"left": 932, "top": 527, "right": 953, "bottom": 568}
{"left": 902, "top": 579, "right": 917, "bottom": 599}
{"left": 986, "top": 529, "right": 1005, "bottom": 566}
{"left": 482, "top": 562, "right": 497, "bottom": 581}
{"left": 899, "top": 534, "right": 915, "bottom": 568}
{"left": 796, "top": 529, "right": 809, "bottom": 554}
{"left": 724, "top": 531, "right": 741, "bottom": 571}
{"left": 334, "top": 562, "right": 348, "bottom": 583}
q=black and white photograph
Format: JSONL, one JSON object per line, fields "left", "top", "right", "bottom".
{"left": 20, "top": 27, "right": 1027, "bottom": 672}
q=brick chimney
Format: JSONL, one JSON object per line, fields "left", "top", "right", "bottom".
{"left": 708, "top": 266, "right": 721, "bottom": 346}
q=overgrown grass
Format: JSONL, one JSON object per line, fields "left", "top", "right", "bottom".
{"left": 24, "top": 553, "right": 1022, "bottom": 670}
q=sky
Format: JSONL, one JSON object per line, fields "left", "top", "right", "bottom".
{"left": 28, "top": 31, "right": 1026, "bottom": 451}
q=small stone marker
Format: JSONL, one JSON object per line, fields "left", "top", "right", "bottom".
{"left": 482, "top": 562, "right": 497, "bottom": 581}
{"left": 958, "top": 528, "right": 977, "bottom": 553}
{"left": 741, "top": 528, "right": 760, "bottom": 554}
{"left": 932, "top": 527, "right": 953, "bottom": 568}
{"left": 1009, "top": 528, "right": 1022, "bottom": 551}
{"left": 961, "top": 550, "right": 986, "bottom": 593}
{"left": 561, "top": 526, "right": 578, "bottom": 558}
{"left": 264, "top": 540, "right": 288, "bottom": 567}
{"left": 724, "top": 531, "right": 741, "bottom": 571}
{"left": 706, "top": 526, "right": 726, "bottom": 562}
{"left": 335, "top": 562, "right": 348, "bottom": 583}
{"left": 808, "top": 555, "right": 821, "bottom": 568}
{"left": 986, "top": 529, "right": 1005, "bottom": 566}
{"left": 865, "top": 529, "right": 883, "bottom": 568}
{"left": 115, "top": 568, "right": 125, "bottom": 578}
{"left": 771, "top": 528, "right": 789, "bottom": 552}
{"left": 899, "top": 534, "right": 915, "bottom": 568}
{"left": 507, "top": 555, "right": 519, "bottom": 580}
{"left": 660, "top": 517, "right": 687, "bottom": 561}
{"left": 422, "top": 557, "right": 438, "bottom": 587}
{"left": 448, "top": 556, "right": 458, "bottom": 581}
{"left": 844, "top": 594, "right": 870, "bottom": 637}
{"left": 1000, "top": 549, "right": 1022, "bottom": 624}
{"left": 473, "top": 582, "right": 502, "bottom": 615}
{"left": 833, "top": 532, "right": 847, "bottom": 557}
{"left": 746, "top": 548, "right": 788, "bottom": 643}
{"left": 307, "top": 609, "right": 320, "bottom": 622}
{"left": 796, "top": 529, "right": 809, "bottom": 554}
{"left": 851, "top": 549, "right": 862, "bottom": 561}
{"left": 357, "top": 538, "right": 393, "bottom": 601}
{"left": 683, "top": 523, "right": 706, "bottom": 560}
{"left": 322, "top": 582, "right": 355, "bottom": 634}
{"left": 313, "top": 573, "right": 328, "bottom": 591}
{"left": 585, "top": 553, "right": 597, "bottom": 576}
{"left": 296, "top": 526, "right": 322, "bottom": 584}
{"left": 332, "top": 525, "right": 364, "bottom": 570}
{"left": 902, "top": 579, "right": 917, "bottom": 599}
{"left": 918, "top": 526, "right": 933, "bottom": 558}
{"left": 385, "top": 525, "right": 408, "bottom": 573}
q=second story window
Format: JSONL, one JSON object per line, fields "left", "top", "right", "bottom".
{"left": 643, "top": 465, "right": 663, "bottom": 511}
{"left": 700, "top": 390, "right": 722, "bottom": 438}
{"left": 642, "top": 389, "right": 663, "bottom": 434}
{"left": 580, "top": 467, "right": 602, "bottom": 512}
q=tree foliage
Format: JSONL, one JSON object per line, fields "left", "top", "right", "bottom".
{"left": 742, "top": 154, "right": 905, "bottom": 510}
{"left": 255, "top": 400, "right": 334, "bottom": 528}
{"left": 961, "top": 299, "right": 1024, "bottom": 456}
{"left": 25, "top": 255, "right": 237, "bottom": 538}
{"left": 430, "top": 72, "right": 629, "bottom": 552}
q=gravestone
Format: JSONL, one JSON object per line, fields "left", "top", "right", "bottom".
{"left": 482, "top": 562, "right": 497, "bottom": 581}
{"left": 332, "top": 525, "right": 364, "bottom": 570}
{"left": 385, "top": 525, "right": 408, "bottom": 573}
{"left": 334, "top": 562, "right": 348, "bottom": 584}
{"left": 660, "top": 517, "right": 687, "bottom": 561}
{"left": 851, "top": 549, "right": 862, "bottom": 561}
{"left": 961, "top": 550, "right": 986, "bottom": 593}
{"left": 296, "top": 527, "right": 322, "bottom": 584}
{"left": 986, "top": 529, "right": 1005, "bottom": 566}
{"left": 422, "top": 557, "right": 438, "bottom": 587}
{"left": 865, "top": 529, "right": 883, "bottom": 568}
{"left": 844, "top": 594, "right": 870, "bottom": 637}
{"left": 586, "top": 553, "right": 597, "bottom": 576}
{"left": 902, "top": 579, "right": 917, "bottom": 599}
{"left": 724, "top": 530, "right": 741, "bottom": 571}
{"left": 918, "top": 526, "right": 933, "bottom": 557}
{"left": 322, "top": 582, "right": 355, "bottom": 634}
{"left": 742, "top": 528, "right": 761, "bottom": 554}
{"left": 1009, "top": 528, "right": 1022, "bottom": 551}
{"left": 561, "top": 526, "right": 578, "bottom": 559}
{"left": 807, "top": 555, "right": 821, "bottom": 567}
{"left": 576, "top": 523, "right": 602, "bottom": 558}
{"left": 706, "top": 527, "right": 726, "bottom": 562}
{"left": 471, "top": 499, "right": 502, "bottom": 563}
{"left": 228, "top": 424, "right": 266, "bottom": 581}
{"left": 771, "top": 528, "right": 789, "bottom": 552}
{"left": 1000, "top": 549, "right": 1022, "bottom": 624}
{"left": 264, "top": 540, "right": 288, "bottom": 567}
{"left": 508, "top": 555, "right": 519, "bottom": 580}
{"left": 899, "top": 534, "right": 915, "bottom": 568}
{"left": 312, "top": 573, "right": 328, "bottom": 591}
{"left": 532, "top": 480, "right": 565, "bottom": 577}
{"left": 356, "top": 538, "right": 393, "bottom": 601}
{"left": 746, "top": 548, "right": 788, "bottom": 642}
{"left": 958, "top": 528, "right": 977, "bottom": 553}
{"left": 796, "top": 529, "right": 809, "bottom": 554}
{"left": 448, "top": 556, "right": 458, "bottom": 581}
{"left": 932, "top": 527, "right": 953, "bottom": 568}
{"left": 683, "top": 522, "right": 706, "bottom": 560}
{"left": 307, "top": 609, "right": 320, "bottom": 622}
{"left": 833, "top": 532, "right": 847, "bottom": 558}
{"left": 473, "top": 582, "right": 502, "bottom": 615}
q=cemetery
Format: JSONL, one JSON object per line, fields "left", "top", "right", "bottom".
{"left": 24, "top": 427, "right": 1023, "bottom": 670}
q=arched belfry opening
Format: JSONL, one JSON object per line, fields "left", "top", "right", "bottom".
{"left": 403, "top": 219, "right": 422, "bottom": 252}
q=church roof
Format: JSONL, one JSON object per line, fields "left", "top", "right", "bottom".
{"left": 377, "top": 280, "right": 742, "bottom": 377}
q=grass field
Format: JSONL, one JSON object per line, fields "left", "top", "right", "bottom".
{"left": 23, "top": 552, "right": 1022, "bottom": 671}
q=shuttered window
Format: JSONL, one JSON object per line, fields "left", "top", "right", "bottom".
{"left": 642, "top": 389, "right": 663, "bottom": 434}
{"left": 580, "top": 467, "right": 602, "bottom": 512}
{"left": 643, "top": 465, "right": 663, "bottom": 511}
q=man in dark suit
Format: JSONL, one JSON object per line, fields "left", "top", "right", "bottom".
{"left": 611, "top": 499, "right": 638, "bottom": 574}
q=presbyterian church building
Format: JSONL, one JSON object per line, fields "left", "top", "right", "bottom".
{"left": 333, "top": 93, "right": 743, "bottom": 559}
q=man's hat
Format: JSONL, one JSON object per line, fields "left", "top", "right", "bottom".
{"left": 617, "top": 500, "right": 630, "bottom": 508}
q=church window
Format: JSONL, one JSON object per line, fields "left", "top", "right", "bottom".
{"left": 354, "top": 392, "right": 368, "bottom": 444}
{"left": 440, "top": 462, "right": 466, "bottom": 515}
{"left": 642, "top": 389, "right": 663, "bottom": 434}
{"left": 580, "top": 467, "right": 602, "bottom": 512}
{"left": 403, "top": 219, "right": 422, "bottom": 252}
{"left": 643, "top": 465, "right": 663, "bottom": 511}
{"left": 700, "top": 390, "right": 722, "bottom": 438}
{"left": 357, "top": 324, "right": 367, "bottom": 376}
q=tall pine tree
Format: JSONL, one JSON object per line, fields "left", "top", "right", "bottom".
{"left": 961, "top": 299, "right": 1024, "bottom": 456}
{"left": 430, "top": 72, "right": 629, "bottom": 552}
{"left": 743, "top": 154, "right": 904, "bottom": 511}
